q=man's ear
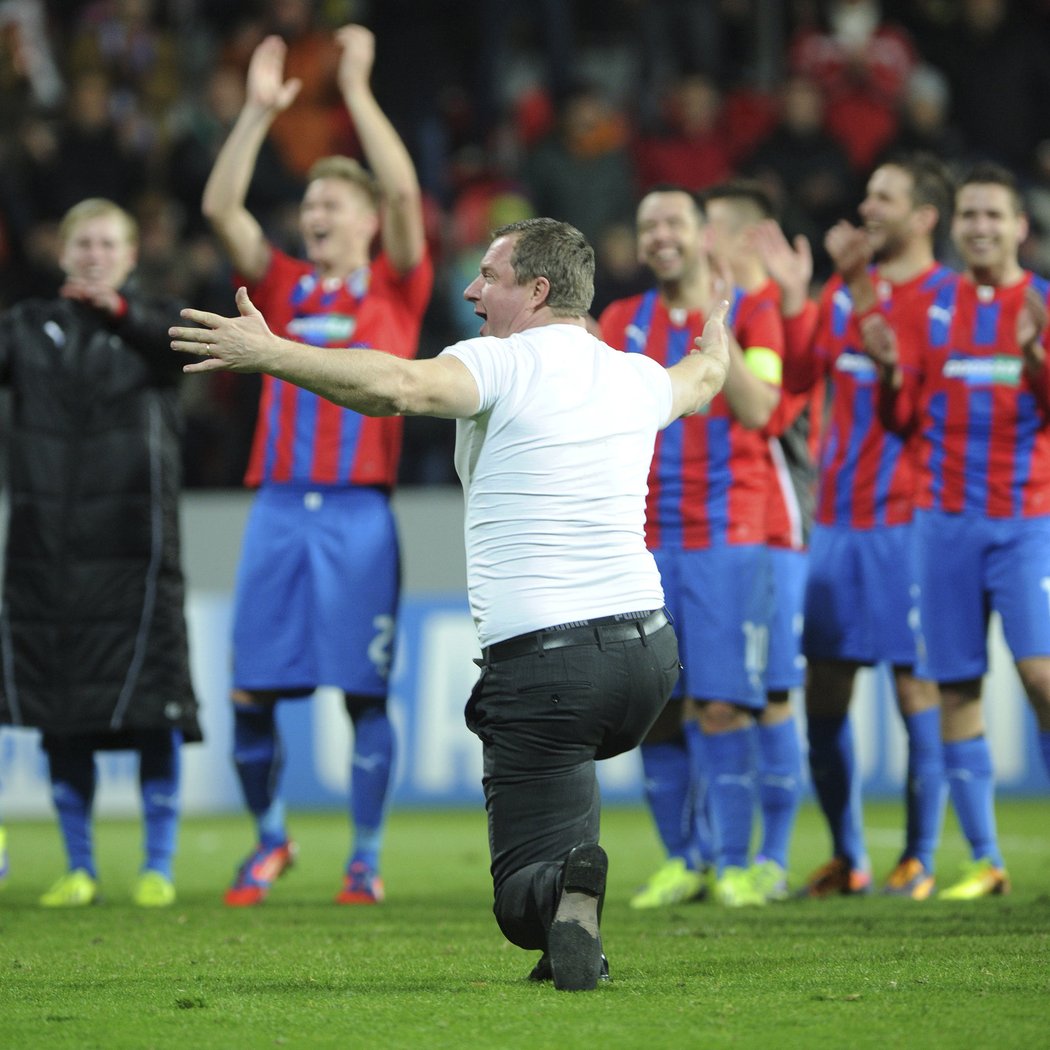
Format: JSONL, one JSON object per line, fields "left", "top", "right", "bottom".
{"left": 532, "top": 275, "right": 551, "bottom": 307}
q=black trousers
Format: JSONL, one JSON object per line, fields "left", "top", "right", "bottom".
{"left": 465, "top": 614, "right": 680, "bottom": 950}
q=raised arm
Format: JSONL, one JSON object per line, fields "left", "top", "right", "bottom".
{"left": 201, "top": 36, "right": 302, "bottom": 281}
{"left": 754, "top": 218, "right": 824, "bottom": 396}
{"left": 336, "top": 25, "right": 425, "bottom": 275}
{"left": 753, "top": 219, "right": 812, "bottom": 318}
{"left": 171, "top": 288, "right": 478, "bottom": 418}
{"left": 665, "top": 300, "right": 731, "bottom": 422}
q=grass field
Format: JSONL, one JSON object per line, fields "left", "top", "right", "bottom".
{"left": 1, "top": 800, "right": 1048, "bottom": 1050}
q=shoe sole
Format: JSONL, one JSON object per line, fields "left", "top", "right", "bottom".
{"left": 223, "top": 845, "right": 296, "bottom": 907}
{"left": 939, "top": 878, "right": 1010, "bottom": 900}
{"left": 334, "top": 892, "right": 383, "bottom": 905}
{"left": 548, "top": 844, "right": 608, "bottom": 992}
{"left": 882, "top": 880, "right": 935, "bottom": 901}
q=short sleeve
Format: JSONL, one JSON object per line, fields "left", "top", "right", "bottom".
{"left": 441, "top": 337, "right": 511, "bottom": 416}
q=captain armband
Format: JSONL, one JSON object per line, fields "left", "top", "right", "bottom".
{"left": 742, "top": 345, "right": 783, "bottom": 386}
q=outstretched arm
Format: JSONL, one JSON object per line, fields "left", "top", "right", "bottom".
{"left": 337, "top": 25, "right": 425, "bottom": 275}
{"left": 665, "top": 300, "right": 731, "bottom": 422}
{"left": 171, "top": 288, "right": 478, "bottom": 418}
{"left": 201, "top": 36, "right": 302, "bottom": 281}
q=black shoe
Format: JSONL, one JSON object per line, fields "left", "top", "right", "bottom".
{"left": 547, "top": 843, "right": 608, "bottom": 992}
{"left": 528, "top": 951, "right": 609, "bottom": 983}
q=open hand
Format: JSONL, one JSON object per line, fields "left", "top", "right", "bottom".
{"left": 336, "top": 24, "right": 375, "bottom": 96}
{"left": 753, "top": 220, "right": 812, "bottom": 313}
{"left": 170, "top": 287, "right": 273, "bottom": 373}
{"left": 247, "top": 35, "right": 302, "bottom": 113}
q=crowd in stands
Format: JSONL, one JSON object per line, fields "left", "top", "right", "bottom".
{"left": 3, "top": 0, "right": 1050, "bottom": 486}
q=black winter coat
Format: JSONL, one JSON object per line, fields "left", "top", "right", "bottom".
{"left": 0, "top": 288, "right": 201, "bottom": 741}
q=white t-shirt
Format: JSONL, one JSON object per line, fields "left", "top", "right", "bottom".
{"left": 442, "top": 323, "right": 673, "bottom": 647}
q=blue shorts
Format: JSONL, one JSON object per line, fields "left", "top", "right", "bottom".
{"left": 655, "top": 545, "right": 771, "bottom": 709}
{"left": 802, "top": 522, "right": 918, "bottom": 666}
{"left": 914, "top": 508, "right": 1050, "bottom": 681}
{"left": 766, "top": 547, "right": 808, "bottom": 692}
{"left": 232, "top": 486, "right": 399, "bottom": 696}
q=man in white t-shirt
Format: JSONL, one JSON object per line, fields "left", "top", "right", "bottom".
{"left": 170, "top": 218, "right": 730, "bottom": 992}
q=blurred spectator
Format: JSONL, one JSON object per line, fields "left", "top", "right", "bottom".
{"left": 621, "top": 0, "right": 723, "bottom": 111}
{"left": 519, "top": 83, "right": 635, "bottom": 246}
{"left": 221, "top": 0, "right": 348, "bottom": 178}
{"left": 790, "top": 0, "right": 917, "bottom": 172}
{"left": 473, "top": 0, "right": 576, "bottom": 144}
{"left": 1022, "top": 138, "right": 1050, "bottom": 279}
{"left": 872, "top": 64, "right": 969, "bottom": 176}
{"left": 67, "top": 0, "right": 180, "bottom": 162}
{"left": 0, "top": 0, "right": 64, "bottom": 117}
{"left": 633, "top": 74, "right": 735, "bottom": 194}
{"left": 167, "top": 63, "right": 302, "bottom": 237}
{"left": 12, "top": 70, "right": 148, "bottom": 223}
{"left": 920, "top": 0, "right": 1050, "bottom": 171}
{"left": 745, "top": 74, "right": 856, "bottom": 278}
{"left": 590, "top": 220, "right": 648, "bottom": 318}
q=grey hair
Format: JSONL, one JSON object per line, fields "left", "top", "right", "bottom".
{"left": 491, "top": 217, "right": 595, "bottom": 316}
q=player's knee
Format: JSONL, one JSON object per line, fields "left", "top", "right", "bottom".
{"left": 698, "top": 700, "right": 751, "bottom": 734}
{"left": 939, "top": 679, "right": 983, "bottom": 740}
{"left": 760, "top": 692, "right": 793, "bottom": 725}
{"left": 232, "top": 688, "right": 293, "bottom": 708}
{"left": 894, "top": 670, "right": 940, "bottom": 717}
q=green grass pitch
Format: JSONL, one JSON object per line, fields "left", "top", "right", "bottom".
{"left": 1, "top": 800, "right": 1048, "bottom": 1049}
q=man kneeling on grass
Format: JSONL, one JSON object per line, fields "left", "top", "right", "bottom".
{"left": 171, "top": 218, "right": 730, "bottom": 991}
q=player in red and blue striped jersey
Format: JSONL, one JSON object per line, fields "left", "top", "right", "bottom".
{"left": 600, "top": 187, "right": 782, "bottom": 908}
{"left": 756, "top": 154, "right": 955, "bottom": 899}
{"left": 866, "top": 163, "right": 1050, "bottom": 899}
{"left": 202, "top": 26, "right": 432, "bottom": 907}
{"left": 705, "top": 183, "right": 815, "bottom": 903}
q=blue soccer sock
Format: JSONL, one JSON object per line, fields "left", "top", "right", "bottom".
{"left": 756, "top": 718, "right": 802, "bottom": 869}
{"left": 45, "top": 740, "right": 97, "bottom": 878}
{"left": 232, "top": 703, "right": 287, "bottom": 848}
{"left": 701, "top": 725, "right": 756, "bottom": 873}
{"left": 806, "top": 714, "right": 867, "bottom": 869}
{"left": 902, "top": 708, "right": 946, "bottom": 872}
{"left": 139, "top": 730, "right": 182, "bottom": 880}
{"left": 348, "top": 699, "right": 395, "bottom": 871}
{"left": 682, "top": 719, "right": 716, "bottom": 868}
{"left": 640, "top": 736, "right": 695, "bottom": 865}
{"left": 944, "top": 736, "right": 1003, "bottom": 867}
{"left": 1038, "top": 729, "right": 1050, "bottom": 783}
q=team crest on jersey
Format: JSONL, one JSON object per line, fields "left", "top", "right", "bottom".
{"left": 943, "top": 354, "right": 1022, "bottom": 386}
{"left": 287, "top": 313, "right": 357, "bottom": 346}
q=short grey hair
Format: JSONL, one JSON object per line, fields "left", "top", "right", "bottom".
{"left": 491, "top": 217, "right": 594, "bottom": 316}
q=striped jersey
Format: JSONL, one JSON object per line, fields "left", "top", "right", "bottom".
{"left": 599, "top": 285, "right": 782, "bottom": 549}
{"left": 888, "top": 271, "right": 1050, "bottom": 518}
{"left": 785, "top": 263, "right": 956, "bottom": 529}
{"left": 242, "top": 247, "right": 433, "bottom": 488}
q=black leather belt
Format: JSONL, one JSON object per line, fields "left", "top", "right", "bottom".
{"left": 482, "top": 608, "right": 669, "bottom": 664}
